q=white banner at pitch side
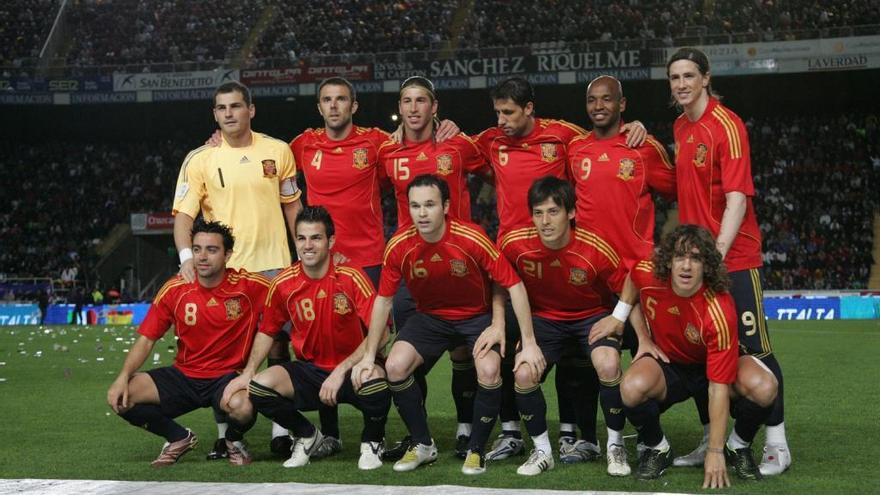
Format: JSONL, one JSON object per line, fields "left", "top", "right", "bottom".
{"left": 665, "top": 35, "right": 880, "bottom": 62}
{"left": 112, "top": 69, "right": 240, "bottom": 91}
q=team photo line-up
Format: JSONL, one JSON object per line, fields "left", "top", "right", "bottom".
{"left": 106, "top": 47, "right": 789, "bottom": 489}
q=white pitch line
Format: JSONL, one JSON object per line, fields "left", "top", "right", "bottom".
{"left": 0, "top": 479, "right": 698, "bottom": 495}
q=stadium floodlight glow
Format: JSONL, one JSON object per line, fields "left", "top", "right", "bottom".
{"left": 391, "top": 114, "right": 399, "bottom": 122}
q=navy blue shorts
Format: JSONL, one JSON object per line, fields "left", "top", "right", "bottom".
{"left": 276, "top": 361, "right": 371, "bottom": 411}
{"left": 145, "top": 366, "right": 237, "bottom": 418}
{"left": 396, "top": 312, "right": 495, "bottom": 369}
{"left": 653, "top": 360, "right": 708, "bottom": 413}
{"left": 729, "top": 268, "right": 773, "bottom": 358}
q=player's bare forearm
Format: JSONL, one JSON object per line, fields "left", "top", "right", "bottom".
{"left": 507, "top": 282, "right": 536, "bottom": 345}
{"left": 716, "top": 191, "right": 747, "bottom": 259}
{"left": 116, "top": 335, "right": 156, "bottom": 381}
{"left": 362, "top": 296, "right": 393, "bottom": 359}
{"left": 241, "top": 332, "right": 275, "bottom": 376}
{"left": 281, "top": 199, "right": 303, "bottom": 239}
{"left": 173, "top": 212, "right": 195, "bottom": 251}
{"left": 490, "top": 283, "right": 507, "bottom": 329}
{"left": 707, "top": 381, "right": 731, "bottom": 451}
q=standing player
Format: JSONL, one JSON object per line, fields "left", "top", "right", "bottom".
{"left": 221, "top": 206, "right": 392, "bottom": 470}
{"left": 666, "top": 47, "right": 790, "bottom": 475}
{"left": 499, "top": 177, "right": 644, "bottom": 476}
{"left": 475, "top": 77, "right": 645, "bottom": 462}
{"left": 107, "top": 220, "right": 268, "bottom": 466}
{"left": 621, "top": 224, "right": 778, "bottom": 487}
{"left": 351, "top": 174, "right": 545, "bottom": 475}
{"left": 173, "top": 81, "right": 302, "bottom": 459}
{"left": 378, "top": 76, "right": 488, "bottom": 459}
{"left": 569, "top": 75, "right": 676, "bottom": 266}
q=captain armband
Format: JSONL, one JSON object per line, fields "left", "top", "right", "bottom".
{"left": 280, "top": 177, "right": 300, "bottom": 197}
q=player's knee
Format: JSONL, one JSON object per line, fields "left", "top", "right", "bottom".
{"left": 619, "top": 371, "right": 649, "bottom": 407}
{"left": 591, "top": 351, "right": 620, "bottom": 382}
{"left": 225, "top": 390, "right": 254, "bottom": 422}
{"left": 514, "top": 364, "right": 537, "bottom": 389}
{"left": 739, "top": 371, "right": 777, "bottom": 408}
{"left": 475, "top": 356, "right": 500, "bottom": 383}
{"left": 384, "top": 356, "right": 411, "bottom": 383}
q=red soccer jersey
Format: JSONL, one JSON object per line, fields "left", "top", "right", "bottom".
{"left": 475, "top": 118, "right": 587, "bottom": 237}
{"left": 138, "top": 269, "right": 270, "bottom": 379}
{"left": 290, "top": 126, "right": 389, "bottom": 267}
{"left": 379, "top": 219, "right": 521, "bottom": 320}
{"left": 630, "top": 260, "right": 738, "bottom": 384}
{"left": 568, "top": 130, "right": 676, "bottom": 266}
{"left": 499, "top": 227, "right": 627, "bottom": 320}
{"left": 378, "top": 133, "right": 486, "bottom": 229}
{"left": 260, "top": 261, "right": 376, "bottom": 372}
{"left": 673, "top": 98, "right": 763, "bottom": 271}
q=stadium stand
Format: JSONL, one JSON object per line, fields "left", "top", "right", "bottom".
{"left": 0, "top": 0, "right": 59, "bottom": 68}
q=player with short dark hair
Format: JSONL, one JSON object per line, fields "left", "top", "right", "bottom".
{"left": 620, "top": 224, "right": 778, "bottom": 487}
{"left": 221, "top": 206, "right": 392, "bottom": 470}
{"left": 351, "top": 174, "right": 545, "bottom": 475}
{"left": 173, "top": 80, "right": 303, "bottom": 459}
{"left": 107, "top": 220, "right": 269, "bottom": 467}
{"left": 499, "top": 177, "right": 646, "bottom": 476}
{"left": 667, "top": 47, "right": 790, "bottom": 475}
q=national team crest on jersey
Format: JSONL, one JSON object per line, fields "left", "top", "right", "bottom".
{"left": 224, "top": 298, "right": 242, "bottom": 320}
{"left": 685, "top": 323, "right": 701, "bottom": 344}
{"left": 693, "top": 144, "right": 708, "bottom": 168}
{"left": 617, "top": 158, "right": 635, "bottom": 181}
{"left": 450, "top": 259, "right": 469, "bottom": 277}
{"left": 436, "top": 154, "right": 453, "bottom": 175}
{"left": 333, "top": 293, "right": 352, "bottom": 315}
{"left": 352, "top": 148, "right": 369, "bottom": 170}
{"left": 262, "top": 159, "right": 277, "bottom": 178}
{"left": 568, "top": 268, "right": 588, "bottom": 286}
{"left": 541, "top": 143, "right": 558, "bottom": 162}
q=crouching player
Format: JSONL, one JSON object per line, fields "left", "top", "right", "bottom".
{"left": 222, "top": 206, "right": 392, "bottom": 470}
{"left": 352, "top": 174, "right": 545, "bottom": 475}
{"left": 499, "top": 177, "right": 643, "bottom": 476}
{"left": 107, "top": 220, "right": 267, "bottom": 466}
{"left": 620, "top": 225, "right": 778, "bottom": 487}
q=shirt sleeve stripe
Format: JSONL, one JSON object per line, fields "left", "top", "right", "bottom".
{"left": 554, "top": 119, "right": 588, "bottom": 135}
{"left": 336, "top": 266, "right": 375, "bottom": 298}
{"left": 574, "top": 229, "right": 621, "bottom": 266}
{"left": 704, "top": 291, "right": 731, "bottom": 350}
{"left": 646, "top": 137, "right": 674, "bottom": 169}
{"left": 178, "top": 145, "right": 211, "bottom": 184}
{"left": 711, "top": 108, "right": 742, "bottom": 159}
{"left": 383, "top": 227, "right": 418, "bottom": 263}
{"left": 152, "top": 278, "right": 186, "bottom": 304}
{"left": 450, "top": 224, "right": 500, "bottom": 259}
{"left": 499, "top": 230, "right": 537, "bottom": 251}
{"left": 265, "top": 268, "right": 297, "bottom": 303}
{"left": 239, "top": 272, "right": 271, "bottom": 288}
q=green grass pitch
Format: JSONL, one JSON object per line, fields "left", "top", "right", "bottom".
{"left": 0, "top": 320, "right": 877, "bottom": 494}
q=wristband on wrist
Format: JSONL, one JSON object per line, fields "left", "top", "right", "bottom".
{"left": 611, "top": 301, "right": 633, "bottom": 322}
{"left": 178, "top": 248, "right": 193, "bottom": 264}
{"left": 707, "top": 447, "right": 724, "bottom": 454}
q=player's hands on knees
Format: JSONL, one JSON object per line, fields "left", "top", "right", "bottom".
{"left": 634, "top": 338, "right": 670, "bottom": 363}
{"left": 320, "top": 369, "right": 346, "bottom": 406}
{"left": 474, "top": 322, "right": 505, "bottom": 360}
{"left": 351, "top": 357, "right": 375, "bottom": 390}
{"left": 107, "top": 376, "right": 130, "bottom": 413}
{"left": 332, "top": 251, "right": 350, "bottom": 265}
{"left": 702, "top": 450, "right": 730, "bottom": 489}
{"left": 206, "top": 130, "right": 222, "bottom": 147}
{"left": 589, "top": 315, "right": 623, "bottom": 345}
{"left": 620, "top": 120, "right": 647, "bottom": 148}
{"left": 222, "top": 373, "right": 252, "bottom": 409}
{"left": 514, "top": 343, "right": 546, "bottom": 383}
{"left": 179, "top": 259, "right": 196, "bottom": 283}
{"left": 435, "top": 119, "right": 460, "bottom": 142}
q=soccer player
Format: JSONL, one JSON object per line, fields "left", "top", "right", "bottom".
{"left": 475, "top": 76, "right": 646, "bottom": 462}
{"left": 106, "top": 220, "right": 268, "bottom": 467}
{"left": 499, "top": 176, "right": 644, "bottom": 476}
{"left": 351, "top": 174, "right": 545, "bottom": 475}
{"left": 378, "top": 76, "right": 487, "bottom": 459}
{"left": 620, "top": 224, "right": 778, "bottom": 487}
{"left": 666, "top": 47, "right": 790, "bottom": 475}
{"left": 569, "top": 75, "right": 676, "bottom": 266}
{"left": 172, "top": 81, "right": 303, "bottom": 459}
{"left": 221, "top": 206, "right": 392, "bottom": 470}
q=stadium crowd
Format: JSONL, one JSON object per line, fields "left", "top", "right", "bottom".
{"left": 1, "top": 112, "right": 876, "bottom": 292}
{"left": 0, "top": 0, "right": 59, "bottom": 68}
{"left": 39, "top": 0, "right": 880, "bottom": 69}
